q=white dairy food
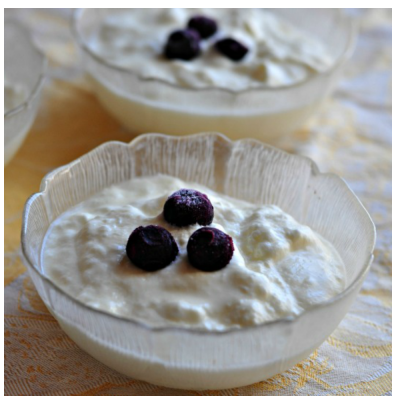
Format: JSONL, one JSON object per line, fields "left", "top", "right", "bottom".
{"left": 42, "top": 174, "right": 346, "bottom": 331}
{"left": 4, "top": 79, "right": 26, "bottom": 113}
{"left": 89, "top": 9, "right": 333, "bottom": 90}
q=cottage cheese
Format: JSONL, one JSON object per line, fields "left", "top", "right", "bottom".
{"left": 89, "top": 8, "right": 333, "bottom": 90}
{"left": 42, "top": 175, "right": 346, "bottom": 331}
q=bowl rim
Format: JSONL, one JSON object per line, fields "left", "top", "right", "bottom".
{"left": 71, "top": 8, "right": 357, "bottom": 96}
{"left": 21, "top": 132, "right": 376, "bottom": 336}
{"left": 4, "top": 20, "right": 48, "bottom": 119}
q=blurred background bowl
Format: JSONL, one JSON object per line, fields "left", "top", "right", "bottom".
{"left": 4, "top": 20, "right": 47, "bottom": 166}
{"left": 72, "top": 9, "right": 356, "bottom": 142}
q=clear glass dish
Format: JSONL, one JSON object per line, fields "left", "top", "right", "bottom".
{"left": 21, "top": 133, "right": 375, "bottom": 390}
{"left": 72, "top": 9, "right": 356, "bottom": 142}
{"left": 4, "top": 21, "right": 47, "bottom": 166}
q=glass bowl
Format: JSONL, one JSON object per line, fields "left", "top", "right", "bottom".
{"left": 4, "top": 21, "right": 47, "bottom": 166}
{"left": 21, "top": 133, "right": 375, "bottom": 390}
{"left": 72, "top": 9, "right": 356, "bottom": 142}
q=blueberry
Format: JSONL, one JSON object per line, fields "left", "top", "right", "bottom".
{"left": 163, "top": 189, "right": 214, "bottom": 227}
{"left": 188, "top": 15, "right": 218, "bottom": 39}
{"left": 187, "top": 227, "right": 234, "bottom": 272}
{"left": 164, "top": 29, "right": 201, "bottom": 61}
{"left": 126, "top": 225, "right": 179, "bottom": 272}
{"left": 215, "top": 38, "right": 248, "bottom": 61}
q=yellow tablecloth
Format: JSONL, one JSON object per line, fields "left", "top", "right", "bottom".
{"left": 4, "top": 9, "right": 392, "bottom": 395}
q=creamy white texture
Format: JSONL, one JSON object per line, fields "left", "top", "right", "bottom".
{"left": 43, "top": 175, "right": 345, "bottom": 331}
{"left": 88, "top": 9, "right": 333, "bottom": 90}
{"left": 4, "top": 79, "right": 26, "bottom": 113}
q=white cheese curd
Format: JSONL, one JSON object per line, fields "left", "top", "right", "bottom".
{"left": 42, "top": 174, "right": 346, "bottom": 331}
{"left": 88, "top": 8, "right": 333, "bottom": 91}
{"left": 4, "top": 79, "right": 26, "bottom": 113}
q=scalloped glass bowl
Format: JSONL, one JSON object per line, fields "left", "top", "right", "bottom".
{"left": 4, "top": 21, "right": 47, "bottom": 166}
{"left": 21, "top": 133, "right": 375, "bottom": 390}
{"left": 72, "top": 9, "right": 356, "bottom": 142}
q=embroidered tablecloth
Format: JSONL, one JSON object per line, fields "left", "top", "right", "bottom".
{"left": 4, "top": 9, "right": 392, "bottom": 395}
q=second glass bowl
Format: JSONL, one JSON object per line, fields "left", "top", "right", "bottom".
{"left": 4, "top": 21, "right": 47, "bottom": 165}
{"left": 73, "top": 8, "right": 356, "bottom": 142}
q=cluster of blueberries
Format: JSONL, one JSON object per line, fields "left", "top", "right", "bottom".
{"left": 126, "top": 189, "right": 234, "bottom": 272}
{"left": 164, "top": 15, "right": 249, "bottom": 62}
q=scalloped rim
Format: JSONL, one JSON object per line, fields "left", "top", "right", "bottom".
{"left": 21, "top": 132, "right": 376, "bottom": 335}
{"left": 4, "top": 20, "right": 48, "bottom": 119}
{"left": 71, "top": 8, "right": 357, "bottom": 95}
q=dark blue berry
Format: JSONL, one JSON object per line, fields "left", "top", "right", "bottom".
{"left": 163, "top": 189, "right": 214, "bottom": 227}
{"left": 187, "top": 227, "right": 234, "bottom": 272}
{"left": 215, "top": 38, "right": 248, "bottom": 61}
{"left": 188, "top": 15, "right": 218, "bottom": 39}
{"left": 164, "top": 29, "right": 201, "bottom": 61}
{"left": 126, "top": 225, "right": 178, "bottom": 272}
